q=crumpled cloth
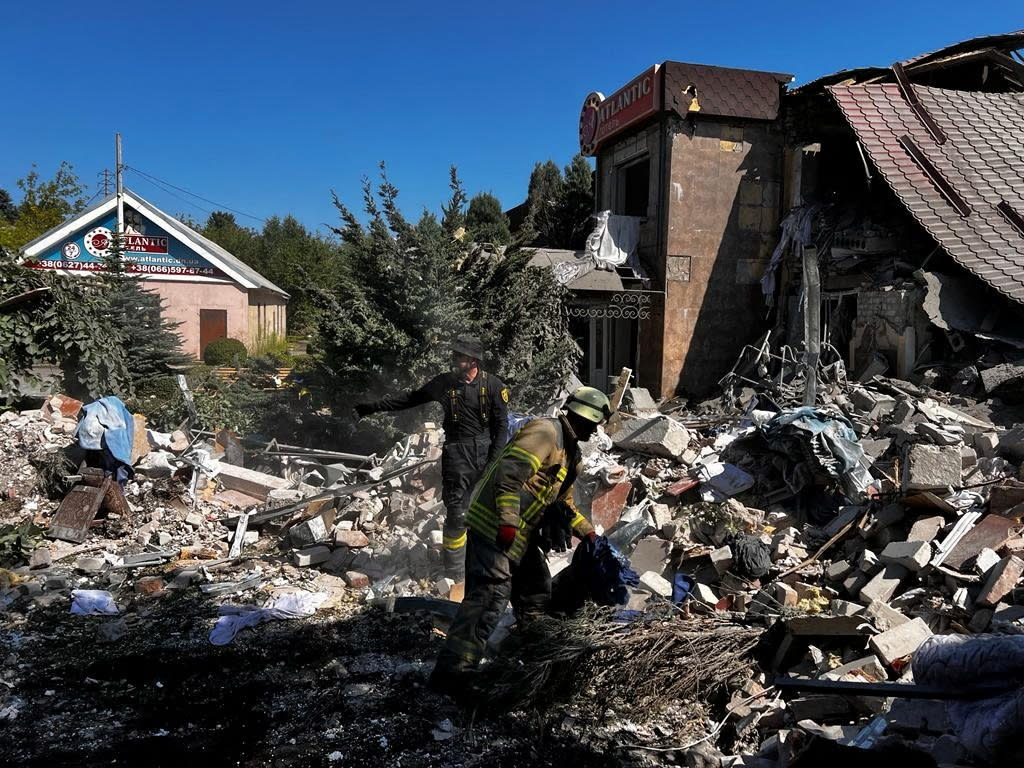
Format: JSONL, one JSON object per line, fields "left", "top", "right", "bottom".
{"left": 70, "top": 589, "right": 119, "bottom": 615}
{"left": 209, "top": 591, "right": 328, "bottom": 645}
{"left": 914, "top": 634, "right": 1024, "bottom": 762}
{"left": 75, "top": 396, "right": 135, "bottom": 466}
{"left": 763, "top": 406, "right": 873, "bottom": 498}
{"left": 584, "top": 210, "right": 640, "bottom": 271}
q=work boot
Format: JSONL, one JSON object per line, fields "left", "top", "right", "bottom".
{"left": 428, "top": 661, "right": 476, "bottom": 703}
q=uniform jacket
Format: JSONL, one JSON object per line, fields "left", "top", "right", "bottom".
{"left": 466, "top": 415, "right": 595, "bottom": 562}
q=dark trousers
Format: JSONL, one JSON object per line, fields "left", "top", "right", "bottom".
{"left": 440, "top": 436, "right": 491, "bottom": 578}
{"left": 435, "top": 532, "right": 552, "bottom": 676}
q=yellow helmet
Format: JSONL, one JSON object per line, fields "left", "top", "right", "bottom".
{"left": 564, "top": 386, "right": 612, "bottom": 424}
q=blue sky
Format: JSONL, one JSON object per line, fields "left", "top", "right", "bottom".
{"left": 3, "top": 1, "right": 1021, "bottom": 235}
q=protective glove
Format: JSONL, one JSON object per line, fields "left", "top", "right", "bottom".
{"left": 353, "top": 403, "right": 374, "bottom": 420}
{"left": 496, "top": 524, "right": 518, "bottom": 550}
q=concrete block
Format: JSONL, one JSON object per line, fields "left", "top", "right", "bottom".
{"left": 869, "top": 617, "right": 933, "bottom": 666}
{"left": 75, "top": 556, "right": 104, "bottom": 573}
{"left": 775, "top": 582, "right": 798, "bottom": 608}
{"left": 435, "top": 577, "right": 454, "bottom": 597}
{"left": 590, "top": 481, "right": 631, "bottom": 533}
{"left": 830, "top": 599, "right": 865, "bottom": 616}
{"left": 859, "top": 549, "right": 879, "bottom": 572}
{"left": 638, "top": 570, "right": 672, "bottom": 598}
{"left": 976, "top": 555, "right": 1024, "bottom": 608}
{"left": 823, "top": 655, "right": 886, "bottom": 681}
{"left": 960, "top": 446, "right": 978, "bottom": 469}
{"left": 907, "top": 515, "right": 944, "bottom": 543}
{"left": 611, "top": 415, "right": 691, "bottom": 460}
{"left": 710, "top": 545, "right": 733, "bottom": 575}
{"left": 974, "top": 431, "right": 1000, "bottom": 459}
{"left": 880, "top": 540, "right": 931, "bottom": 571}
{"left": 842, "top": 571, "right": 869, "bottom": 597}
{"left": 998, "top": 425, "right": 1024, "bottom": 462}
{"left": 344, "top": 571, "right": 370, "bottom": 588}
{"left": 693, "top": 582, "right": 719, "bottom": 604}
{"left": 975, "top": 547, "right": 1001, "bottom": 575}
{"left": 826, "top": 559, "right": 854, "bottom": 581}
{"left": 624, "top": 387, "right": 658, "bottom": 412}
{"left": 865, "top": 599, "right": 911, "bottom": 632}
{"left": 289, "top": 516, "right": 328, "bottom": 548}
{"left": 29, "top": 547, "right": 52, "bottom": 569}
{"left": 858, "top": 564, "right": 907, "bottom": 604}
{"left": 215, "top": 461, "right": 291, "bottom": 500}
{"left": 630, "top": 537, "right": 670, "bottom": 574}
{"left": 294, "top": 546, "right": 332, "bottom": 567}
{"left": 902, "top": 444, "right": 961, "bottom": 491}
{"left": 334, "top": 530, "right": 370, "bottom": 548}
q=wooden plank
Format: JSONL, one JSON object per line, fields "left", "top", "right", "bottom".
{"left": 49, "top": 477, "right": 111, "bottom": 543}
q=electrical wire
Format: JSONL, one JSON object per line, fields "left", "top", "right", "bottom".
{"left": 125, "top": 171, "right": 218, "bottom": 218}
{"left": 124, "top": 165, "right": 266, "bottom": 223}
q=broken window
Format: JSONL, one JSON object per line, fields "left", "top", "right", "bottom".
{"left": 616, "top": 157, "right": 650, "bottom": 218}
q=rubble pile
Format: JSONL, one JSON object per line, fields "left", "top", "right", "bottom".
{"left": 4, "top": 368, "right": 1024, "bottom": 765}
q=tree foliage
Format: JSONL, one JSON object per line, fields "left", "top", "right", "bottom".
{"left": 465, "top": 192, "right": 512, "bottom": 245}
{"left": 521, "top": 154, "right": 595, "bottom": 249}
{"left": 201, "top": 211, "right": 348, "bottom": 331}
{"left": 100, "top": 232, "right": 188, "bottom": 385}
{"left": 306, "top": 165, "right": 580, "bottom": 435}
{"left": 0, "top": 162, "right": 88, "bottom": 251}
{"left": 0, "top": 249, "right": 130, "bottom": 402}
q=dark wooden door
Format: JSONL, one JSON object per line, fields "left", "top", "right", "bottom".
{"left": 199, "top": 309, "right": 228, "bottom": 358}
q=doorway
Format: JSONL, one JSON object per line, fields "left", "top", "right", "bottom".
{"left": 199, "top": 309, "right": 228, "bottom": 359}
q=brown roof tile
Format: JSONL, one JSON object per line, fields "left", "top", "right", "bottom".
{"left": 829, "top": 83, "right": 1024, "bottom": 305}
{"left": 663, "top": 62, "right": 791, "bottom": 121}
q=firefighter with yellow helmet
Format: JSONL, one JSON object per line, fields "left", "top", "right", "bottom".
{"left": 430, "top": 386, "right": 612, "bottom": 691}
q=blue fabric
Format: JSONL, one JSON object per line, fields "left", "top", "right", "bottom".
{"left": 506, "top": 412, "right": 533, "bottom": 440}
{"left": 672, "top": 572, "right": 694, "bottom": 604}
{"left": 75, "top": 396, "right": 135, "bottom": 467}
{"left": 569, "top": 535, "right": 640, "bottom": 607}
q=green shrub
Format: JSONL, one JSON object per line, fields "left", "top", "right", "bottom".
{"left": 203, "top": 338, "right": 248, "bottom": 366}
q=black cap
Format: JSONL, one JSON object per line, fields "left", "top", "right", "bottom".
{"left": 451, "top": 334, "right": 484, "bottom": 360}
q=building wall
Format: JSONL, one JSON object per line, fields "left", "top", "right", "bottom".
{"left": 146, "top": 280, "right": 250, "bottom": 360}
{"left": 660, "top": 116, "right": 784, "bottom": 396}
{"left": 248, "top": 289, "right": 289, "bottom": 345}
{"left": 595, "top": 120, "right": 667, "bottom": 394}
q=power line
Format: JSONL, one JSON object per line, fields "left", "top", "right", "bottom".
{"left": 124, "top": 165, "right": 267, "bottom": 223}
{"left": 97, "top": 169, "right": 113, "bottom": 197}
{"left": 127, "top": 171, "right": 218, "bottom": 219}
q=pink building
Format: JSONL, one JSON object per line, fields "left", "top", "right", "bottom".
{"left": 20, "top": 189, "right": 288, "bottom": 360}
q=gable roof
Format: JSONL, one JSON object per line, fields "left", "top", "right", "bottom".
{"left": 21, "top": 189, "right": 288, "bottom": 298}
{"left": 829, "top": 83, "right": 1024, "bottom": 304}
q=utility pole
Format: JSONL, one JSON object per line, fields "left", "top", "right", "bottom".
{"left": 115, "top": 133, "right": 124, "bottom": 234}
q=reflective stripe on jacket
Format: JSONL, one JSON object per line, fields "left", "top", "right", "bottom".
{"left": 466, "top": 416, "right": 594, "bottom": 562}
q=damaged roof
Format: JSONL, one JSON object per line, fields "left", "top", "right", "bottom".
{"left": 829, "top": 83, "right": 1024, "bottom": 304}
{"left": 795, "top": 28, "right": 1024, "bottom": 92}
{"left": 663, "top": 62, "right": 792, "bottom": 121}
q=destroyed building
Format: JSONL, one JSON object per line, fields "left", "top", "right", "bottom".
{"left": 19, "top": 189, "right": 289, "bottom": 360}
{"left": 772, "top": 29, "right": 1024, "bottom": 394}
{"left": 572, "top": 33, "right": 1024, "bottom": 403}
{"left": 576, "top": 61, "right": 793, "bottom": 397}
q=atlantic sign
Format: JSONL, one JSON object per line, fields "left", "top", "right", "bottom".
{"left": 579, "top": 64, "right": 662, "bottom": 155}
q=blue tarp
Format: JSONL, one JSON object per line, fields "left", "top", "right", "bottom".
{"left": 75, "top": 396, "right": 135, "bottom": 467}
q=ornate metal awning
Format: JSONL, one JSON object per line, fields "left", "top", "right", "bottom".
{"left": 566, "top": 291, "right": 659, "bottom": 320}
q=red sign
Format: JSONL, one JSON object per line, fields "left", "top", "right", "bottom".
{"left": 579, "top": 64, "right": 662, "bottom": 155}
{"left": 124, "top": 234, "right": 169, "bottom": 254}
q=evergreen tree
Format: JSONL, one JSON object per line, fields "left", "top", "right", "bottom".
{"left": 0, "top": 189, "right": 15, "bottom": 224}
{"left": 465, "top": 192, "right": 511, "bottom": 245}
{"left": 308, "top": 165, "right": 580, "bottom": 431}
{"left": 520, "top": 155, "right": 595, "bottom": 249}
{"left": 100, "top": 230, "right": 187, "bottom": 390}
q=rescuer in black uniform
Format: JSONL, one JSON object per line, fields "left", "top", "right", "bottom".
{"left": 354, "top": 335, "right": 509, "bottom": 579}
